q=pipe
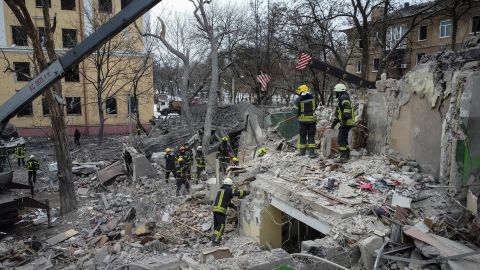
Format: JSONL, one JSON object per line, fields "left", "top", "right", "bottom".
{"left": 373, "top": 240, "right": 389, "bottom": 270}
{"left": 290, "top": 253, "right": 350, "bottom": 270}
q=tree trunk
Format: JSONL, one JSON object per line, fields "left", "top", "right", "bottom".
{"left": 97, "top": 95, "right": 105, "bottom": 145}
{"left": 202, "top": 38, "right": 219, "bottom": 152}
{"left": 361, "top": 33, "right": 370, "bottom": 80}
{"left": 3, "top": 0, "right": 78, "bottom": 214}
{"left": 180, "top": 69, "right": 194, "bottom": 133}
{"left": 37, "top": 0, "right": 77, "bottom": 214}
{"left": 451, "top": 13, "right": 459, "bottom": 50}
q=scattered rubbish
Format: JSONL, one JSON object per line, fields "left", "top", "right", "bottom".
{"left": 46, "top": 229, "right": 79, "bottom": 246}
{"left": 391, "top": 193, "right": 412, "bottom": 209}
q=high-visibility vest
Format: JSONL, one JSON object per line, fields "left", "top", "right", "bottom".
{"left": 16, "top": 147, "right": 25, "bottom": 159}
{"left": 297, "top": 95, "right": 317, "bottom": 123}
{"left": 336, "top": 94, "right": 355, "bottom": 127}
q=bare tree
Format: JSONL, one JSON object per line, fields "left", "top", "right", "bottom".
{"left": 190, "top": 0, "right": 226, "bottom": 151}
{"left": 137, "top": 16, "right": 197, "bottom": 133}
{"left": 4, "top": 0, "right": 77, "bottom": 214}
{"left": 81, "top": 5, "right": 139, "bottom": 144}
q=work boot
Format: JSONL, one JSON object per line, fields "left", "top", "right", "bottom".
{"left": 308, "top": 148, "right": 318, "bottom": 158}
{"left": 296, "top": 148, "right": 306, "bottom": 156}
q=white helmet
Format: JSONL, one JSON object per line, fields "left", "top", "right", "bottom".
{"left": 197, "top": 146, "right": 203, "bottom": 151}
{"left": 334, "top": 83, "right": 347, "bottom": 92}
{"left": 29, "top": 155, "right": 34, "bottom": 159}
{"left": 223, "top": 177, "right": 233, "bottom": 186}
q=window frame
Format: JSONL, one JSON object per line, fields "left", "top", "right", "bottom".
{"left": 106, "top": 97, "right": 118, "bottom": 115}
{"left": 416, "top": 53, "right": 426, "bottom": 64}
{"left": 372, "top": 58, "right": 380, "bottom": 72}
{"left": 64, "top": 64, "right": 80, "bottom": 82}
{"left": 11, "top": 25, "right": 28, "bottom": 46}
{"left": 99, "top": 0, "right": 113, "bottom": 13}
{"left": 471, "top": 16, "right": 480, "bottom": 34}
{"left": 356, "top": 61, "right": 362, "bottom": 74}
{"left": 418, "top": 25, "right": 428, "bottom": 41}
{"left": 439, "top": 19, "right": 452, "bottom": 38}
{"left": 62, "top": 28, "right": 77, "bottom": 48}
{"left": 13, "top": 62, "right": 31, "bottom": 82}
{"left": 36, "top": 0, "right": 51, "bottom": 8}
{"left": 66, "top": 97, "right": 82, "bottom": 115}
{"left": 61, "top": 0, "right": 76, "bottom": 10}
{"left": 17, "top": 103, "right": 33, "bottom": 117}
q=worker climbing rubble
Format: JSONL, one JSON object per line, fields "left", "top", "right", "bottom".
{"left": 217, "top": 136, "right": 232, "bottom": 173}
{"left": 211, "top": 177, "right": 250, "bottom": 245}
{"left": 15, "top": 143, "right": 26, "bottom": 167}
{"left": 175, "top": 156, "right": 190, "bottom": 196}
{"left": 195, "top": 146, "right": 206, "bottom": 184}
{"left": 164, "top": 147, "right": 176, "bottom": 183}
{"left": 294, "top": 84, "right": 318, "bottom": 158}
{"left": 26, "top": 155, "right": 40, "bottom": 197}
{"left": 330, "top": 83, "right": 355, "bottom": 162}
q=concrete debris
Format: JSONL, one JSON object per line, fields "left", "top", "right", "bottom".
{"left": 200, "top": 247, "right": 233, "bottom": 263}
{"left": 97, "top": 160, "right": 126, "bottom": 185}
{"left": 46, "top": 229, "right": 79, "bottom": 246}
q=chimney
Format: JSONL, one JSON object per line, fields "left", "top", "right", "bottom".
{"left": 404, "top": 2, "right": 410, "bottom": 8}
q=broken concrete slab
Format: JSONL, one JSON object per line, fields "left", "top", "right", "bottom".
{"left": 245, "top": 248, "right": 294, "bottom": 270}
{"left": 301, "top": 237, "right": 360, "bottom": 270}
{"left": 359, "top": 235, "right": 383, "bottom": 270}
{"left": 391, "top": 193, "right": 412, "bottom": 209}
{"left": 15, "top": 256, "right": 53, "bottom": 270}
{"left": 97, "top": 160, "right": 126, "bottom": 185}
{"left": 46, "top": 229, "right": 79, "bottom": 246}
{"left": 200, "top": 247, "right": 233, "bottom": 264}
{"left": 120, "top": 255, "right": 183, "bottom": 270}
{"left": 77, "top": 187, "right": 89, "bottom": 197}
{"left": 124, "top": 146, "right": 156, "bottom": 182}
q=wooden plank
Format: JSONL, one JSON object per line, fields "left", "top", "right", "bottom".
{"left": 46, "top": 229, "right": 79, "bottom": 246}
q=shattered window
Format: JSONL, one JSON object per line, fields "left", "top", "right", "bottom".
{"left": 36, "top": 0, "right": 51, "bottom": 8}
{"left": 440, "top": 20, "right": 452, "bottom": 38}
{"left": 128, "top": 96, "right": 138, "bottom": 114}
{"left": 121, "top": 0, "right": 133, "bottom": 9}
{"left": 472, "top": 16, "right": 480, "bottom": 34}
{"left": 62, "top": 29, "right": 77, "bottom": 48}
{"left": 373, "top": 59, "right": 380, "bottom": 71}
{"left": 17, "top": 103, "right": 33, "bottom": 117}
{"left": 12, "top": 26, "right": 28, "bottom": 46}
{"left": 99, "top": 0, "right": 113, "bottom": 13}
{"left": 106, "top": 97, "right": 118, "bottom": 114}
{"left": 37, "top": 27, "right": 46, "bottom": 47}
{"left": 61, "top": 0, "right": 76, "bottom": 10}
{"left": 66, "top": 97, "right": 82, "bottom": 115}
{"left": 14, "top": 62, "right": 30, "bottom": 82}
{"left": 386, "top": 25, "right": 407, "bottom": 50}
{"left": 42, "top": 98, "right": 50, "bottom": 116}
{"left": 418, "top": 26, "right": 428, "bottom": 41}
{"left": 65, "top": 64, "right": 80, "bottom": 82}
{"left": 416, "top": 53, "right": 426, "bottom": 64}
{"left": 356, "top": 61, "right": 361, "bottom": 73}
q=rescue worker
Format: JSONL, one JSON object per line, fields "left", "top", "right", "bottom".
{"left": 330, "top": 83, "right": 355, "bottom": 162}
{"left": 211, "top": 177, "right": 250, "bottom": 245}
{"left": 177, "top": 145, "right": 187, "bottom": 162}
{"left": 15, "top": 143, "right": 26, "bottom": 167}
{"left": 26, "top": 155, "right": 40, "bottom": 197}
{"left": 257, "top": 147, "right": 267, "bottom": 158}
{"left": 195, "top": 146, "right": 206, "bottom": 184}
{"left": 74, "top": 128, "right": 81, "bottom": 146}
{"left": 175, "top": 157, "right": 190, "bottom": 196}
{"left": 231, "top": 156, "right": 239, "bottom": 166}
{"left": 217, "top": 136, "right": 231, "bottom": 173}
{"left": 165, "top": 147, "right": 176, "bottom": 183}
{"left": 294, "top": 84, "right": 318, "bottom": 158}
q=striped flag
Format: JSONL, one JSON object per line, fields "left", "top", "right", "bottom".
{"left": 296, "top": 52, "right": 312, "bottom": 70}
{"left": 256, "top": 71, "right": 271, "bottom": 92}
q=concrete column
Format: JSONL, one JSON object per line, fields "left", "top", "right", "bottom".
{"left": 0, "top": 1, "right": 6, "bottom": 48}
